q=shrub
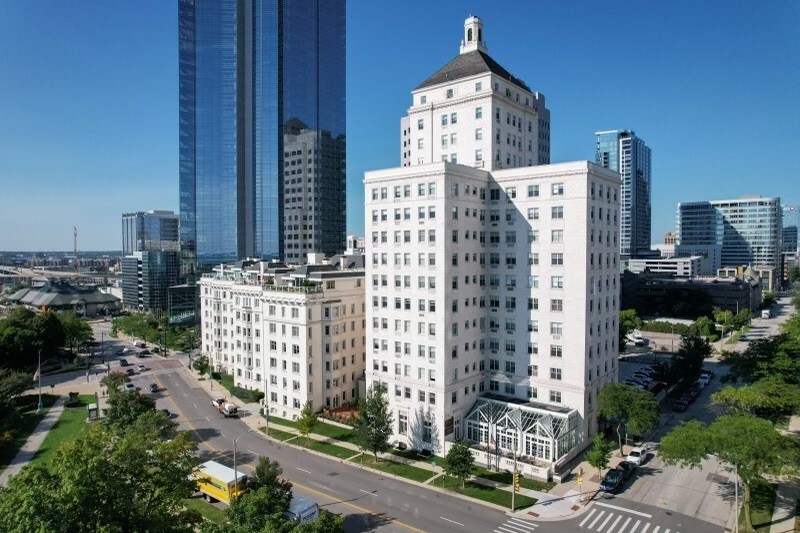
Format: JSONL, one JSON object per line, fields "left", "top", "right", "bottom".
{"left": 230, "top": 385, "right": 264, "bottom": 403}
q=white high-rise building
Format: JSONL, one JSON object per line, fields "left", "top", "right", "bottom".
{"left": 400, "top": 16, "right": 550, "bottom": 170}
{"left": 366, "top": 16, "right": 620, "bottom": 476}
{"left": 199, "top": 257, "right": 365, "bottom": 419}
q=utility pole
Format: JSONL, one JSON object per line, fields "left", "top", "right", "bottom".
{"left": 73, "top": 226, "right": 78, "bottom": 281}
{"left": 36, "top": 349, "right": 43, "bottom": 413}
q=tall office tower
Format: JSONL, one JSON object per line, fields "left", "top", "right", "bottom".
{"left": 595, "top": 130, "right": 652, "bottom": 259}
{"left": 676, "top": 196, "right": 783, "bottom": 279}
{"left": 366, "top": 17, "right": 620, "bottom": 476}
{"left": 178, "top": 0, "right": 346, "bottom": 275}
{"left": 121, "top": 211, "right": 180, "bottom": 311}
{"left": 783, "top": 205, "right": 798, "bottom": 253}
{"left": 121, "top": 210, "right": 179, "bottom": 256}
{"left": 399, "top": 16, "right": 550, "bottom": 170}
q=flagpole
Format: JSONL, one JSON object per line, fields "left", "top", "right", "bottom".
{"left": 36, "top": 349, "right": 43, "bottom": 413}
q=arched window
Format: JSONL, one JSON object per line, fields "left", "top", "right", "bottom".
{"left": 467, "top": 28, "right": 473, "bottom": 42}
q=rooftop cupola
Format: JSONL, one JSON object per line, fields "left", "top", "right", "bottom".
{"left": 459, "top": 15, "right": 487, "bottom": 54}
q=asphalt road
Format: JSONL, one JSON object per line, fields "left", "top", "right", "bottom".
{"left": 145, "top": 368, "right": 514, "bottom": 533}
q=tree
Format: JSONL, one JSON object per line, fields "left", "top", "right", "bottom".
{"left": 101, "top": 371, "right": 129, "bottom": 396}
{"left": 444, "top": 440, "right": 476, "bottom": 488}
{"left": 31, "top": 311, "right": 65, "bottom": 358}
{"left": 105, "top": 389, "right": 156, "bottom": 430}
{"left": 619, "top": 309, "right": 642, "bottom": 350}
{"left": 789, "top": 265, "right": 800, "bottom": 284}
{"left": 354, "top": 383, "right": 394, "bottom": 460}
{"left": 732, "top": 308, "right": 753, "bottom": 330}
{"left": 712, "top": 377, "right": 800, "bottom": 423}
{"left": 689, "top": 315, "right": 718, "bottom": 340}
{"left": 297, "top": 401, "right": 318, "bottom": 444}
{"left": 712, "top": 307, "right": 734, "bottom": 337}
{"left": 131, "top": 409, "right": 178, "bottom": 440}
{"left": 0, "top": 422, "right": 200, "bottom": 532}
{"left": 670, "top": 335, "right": 711, "bottom": 381}
{"left": 721, "top": 334, "right": 800, "bottom": 385}
{"left": 56, "top": 311, "right": 93, "bottom": 353}
{"left": 0, "top": 368, "right": 33, "bottom": 436}
{"left": 660, "top": 414, "right": 799, "bottom": 532}
{"left": 192, "top": 355, "right": 210, "bottom": 376}
{"left": 597, "top": 383, "right": 660, "bottom": 456}
{"left": 247, "top": 457, "right": 293, "bottom": 508}
{"left": 586, "top": 433, "right": 613, "bottom": 481}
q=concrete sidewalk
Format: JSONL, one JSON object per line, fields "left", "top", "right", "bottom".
{"left": 0, "top": 395, "right": 66, "bottom": 486}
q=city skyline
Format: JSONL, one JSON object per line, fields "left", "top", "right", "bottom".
{"left": 1, "top": 0, "right": 798, "bottom": 251}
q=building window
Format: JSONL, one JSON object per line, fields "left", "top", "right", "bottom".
{"left": 450, "top": 112, "right": 458, "bottom": 124}
{"left": 550, "top": 345, "right": 563, "bottom": 358}
{"left": 475, "top": 128, "right": 482, "bottom": 140}
{"left": 552, "top": 206, "right": 564, "bottom": 219}
{"left": 551, "top": 276, "right": 564, "bottom": 289}
{"left": 417, "top": 119, "right": 424, "bottom": 130}
{"left": 551, "top": 253, "right": 564, "bottom": 266}
{"left": 417, "top": 139, "right": 424, "bottom": 149}
{"left": 551, "top": 183, "right": 564, "bottom": 196}
{"left": 527, "top": 184, "right": 539, "bottom": 197}
{"left": 550, "top": 390, "right": 562, "bottom": 403}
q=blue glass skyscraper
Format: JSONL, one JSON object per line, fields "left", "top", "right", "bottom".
{"left": 595, "top": 130, "right": 652, "bottom": 258}
{"left": 179, "top": 0, "right": 346, "bottom": 275}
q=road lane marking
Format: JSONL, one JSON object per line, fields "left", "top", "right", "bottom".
{"left": 220, "top": 433, "right": 227, "bottom": 438}
{"left": 640, "top": 524, "right": 650, "bottom": 533}
{"left": 597, "top": 512, "right": 613, "bottom": 531}
{"left": 579, "top": 509, "right": 597, "bottom": 527}
{"left": 629, "top": 519, "right": 641, "bottom": 532}
{"left": 440, "top": 517, "right": 463, "bottom": 526}
{"left": 651, "top": 526, "right": 660, "bottom": 533}
{"left": 360, "top": 489, "right": 377, "bottom": 496}
{"left": 596, "top": 502, "right": 652, "bottom": 518}
{"left": 159, "top": 374, "right": 426, "bottom": 533}
{"left": 606, "top": 515, "right": 622, "bottom": 532}
{"left": 205, "top": 416, "right": 209, "bottom": 421}
{"left": 497, "top": 522, "right": 533, "bottom": 532}
{"left": 193, "top": 403, "right": 197, "bottom": 408}
{"left": 297, "top": 467, "right": 311, "bottom": 474}
{"left": 617, "top": 517, "right": 632, "bottom": 532}
{"left": 247, "top": 450, "right": 258, "bottom": 455}
{"left": 589, "top": 510, "right": 606, "bottom": 528}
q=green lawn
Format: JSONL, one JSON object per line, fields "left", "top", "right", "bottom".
{"left": 183, "top": 496, "right": 227, "bottom": 524}
{"left": 358, "top": 454, "right": 436, "bottom": 482}
{"left": 262, "top": 427, "right": 296, "bottom": 441}
{"left": 268, "top": 415, "right": 299, "bottom": 428}
{"left": 0, "top": 394, "right": 58, "bottom": 471}
{"left": 310, "top": 421, "right": 359, "bottom": 444}
{"left": 31, "top": 394, "right": 95, "bottom": 466}
{"left": 472, "top": 467, "right": 556, "bottom": 492}
{"left": 738, "top": 481, "right": 777, "bottom": 533}
{"left": 294, "top": 437, "right": 358, "bottom": 459}
{"left": 439, "top": 475, "right": 537, "bottom": 510}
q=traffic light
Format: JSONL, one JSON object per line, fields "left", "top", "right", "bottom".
{"left": 513, "top": 472, "right": 520, "bottom": 491}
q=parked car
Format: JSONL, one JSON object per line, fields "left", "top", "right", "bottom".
{"left": 616, "top": 461, "right": 637, "bottom": 479}
{"left": 149, "top": 383, "right": 159, "bottom": 393}
{"left": 126, "top": 368, "right": 136, "bottom": 376}
{"left": 626, "top": 447, "right": 646, "bottom": 466}
{"left": 160, "top": 408, "right": 172, "bottom": 418}
{"left": 123, "top": 382, "right": 136, "bottom": 392}
{"left": 625, "top": 380, "right": 645, "bottom": 390}
{"left": 673, "top": 398, "right": 690, "bottom": 412}
{"left": 211, "top": 397, "right": 226, "bottom": 408}
{"left": 152, "top": 347, "right": 161, "bottom": 354}
{"left": 119, "top": 358, "right": 130, "bottom": 367}
{"left": 599, "top": 468, "right": 625, "bottom": 493}
{"left": 137, "top": 364, "right": 146, "bottom": 372}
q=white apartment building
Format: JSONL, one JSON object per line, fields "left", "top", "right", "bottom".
{"left": 400, "top": 16, "right": 550, "bottom": 170}
{"left": 199, "top": 258, "right": 365, "bottom": 419}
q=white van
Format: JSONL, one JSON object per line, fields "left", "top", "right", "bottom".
{"left": 283, "top": 497, "right": 319, "bottom": 523}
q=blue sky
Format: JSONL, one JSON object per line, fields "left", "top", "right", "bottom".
{"left": 0, "top": 1, "right": 798, "bottom": 251}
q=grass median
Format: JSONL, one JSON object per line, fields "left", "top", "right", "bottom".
{"left": 439, "top": 475, "right": 537, "bottom": 510}
{"left": 294, "top": 436, "right": 357, "bottom": 459}
{"left": 32, "top": 394, "right": 95, "bottom": 466}
{"left": 310, "top": 421, "right": 359, "bottom": 444}
{"left": 357, "top": 454, "right": 435, "bottom": 482}
{"left": 472, "top": 466, "right": 556, "bottom": 492}
{"left": 262, "top": 427, "right": 296, "bottom": 441}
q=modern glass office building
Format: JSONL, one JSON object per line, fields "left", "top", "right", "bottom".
{"left": 121, "top": 210, "right": 179, "bottom": 257}
{"left": 595, "top": 130, "right": 652, "bottom": 258}
{"left": 178, "top": 0, "right": 346, "bottom": 275}
{"left": 677, "top": 196, "right": 782, "bottom": 270}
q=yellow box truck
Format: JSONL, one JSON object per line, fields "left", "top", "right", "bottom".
{"left": 191, "top": 460, "right": 247, "bottom": 504}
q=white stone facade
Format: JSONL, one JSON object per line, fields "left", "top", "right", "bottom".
{"left": 365, "top": 160, "right": 620, "bottom": 464}
{"left": 199, "top": 263, "right": 365, "bottom": 419}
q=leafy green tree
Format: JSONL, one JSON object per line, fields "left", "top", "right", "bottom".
{"left": 101, "top": 371, "right": 129, "bottom": 396}
{"left": 105, "top": 389, "right": 156, "bottom": 430}
{"left": 246, "top": 457, "right": 293, "bottom": 508}
{"left": 444, "top": 440, "right": 476, "bottom": 488}
{"left": 789, "top": 265, "right": 800, "bottom": 284}
{"left": 0, "top": 307, "right": 40, "bottom": 369}
{"left": 31, "top": 311, "right": 65, "bottom": 357}
{"left": 660, "top": 414, "right": 799, "bottom": 532}
{"left": 597, "top": 383, "right": 660, "bottom": 456}
{"left": 354, "top": 383, "right": 394, "bottom": 460}
{"left": 712, "top": 377, "right": 800, "bottom": 422}
{"left": 0, "top": 422, "right": 200, "bottom": 532}
{"left": 670, "top": 336, "right": 711, "bottom": 382}
{"left": 619, "top": 309, "right": 642, "bottom": 350}
{"left": 131, "top": 409, "right": 178, "bottom": 440}
{"left": 193, "top": 354, "right": 210, "bottom": 376}
{"left": 586, "top": 433, "right": 613, "bottom": 481}
{"left": 0, "top": 368, "right": 33, "bottom": 436}
{"left": 57, "top": 311, "right": 93, "bottom": 353}
{"left": 712, "top": 307, "right": 734, "bottom": 337}
{"left": 689, "top": 315, "right": 718, "bottom": 340}
{"left": 297, "top": 401, "right": 318, "bottom": 444}
{"left": 732, "top": 308, "right": 753, "bottom": 330}
{"left": 721, "top": 334, "right": 800, "bottom": 385}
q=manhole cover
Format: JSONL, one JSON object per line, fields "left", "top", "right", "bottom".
{"left": 706, "top": 473, "right": 729, "bottom": 484}
{"left": 327, "top": 472, "right": 339, "bottom": 477}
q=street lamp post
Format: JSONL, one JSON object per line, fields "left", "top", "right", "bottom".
{"left": 36, "top": 349, "right": 43, "bottom": 413}
{"left": 233, "top": 430, "right": 254, "bottom": 497}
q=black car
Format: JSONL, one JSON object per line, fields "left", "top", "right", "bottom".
{"left": 599, "top": 468, "right": 625, "bottom": 493}
{"left": 119, "top": 358, "right": 129, "bottom": 367}
{"left": 149, "top": 383, "right": 159, "bottom": 393}
{"left": 673, "top": 399, "right": 689, "bottom": 412}
{"left": 160, "top": 409, "right": 172, "bottom": 418}
{"left": 616, "top": 461, "right": 636, "bottom": 480}
{"left": 126, "top": 368, "right": 135, "bottom": 376}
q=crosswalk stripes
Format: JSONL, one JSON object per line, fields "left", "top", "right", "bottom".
{"left": 494, "top": 516, "right": 539, "bottom": 533}
{"left": 578, "top": 507, "right": 678, "bottom": 533}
